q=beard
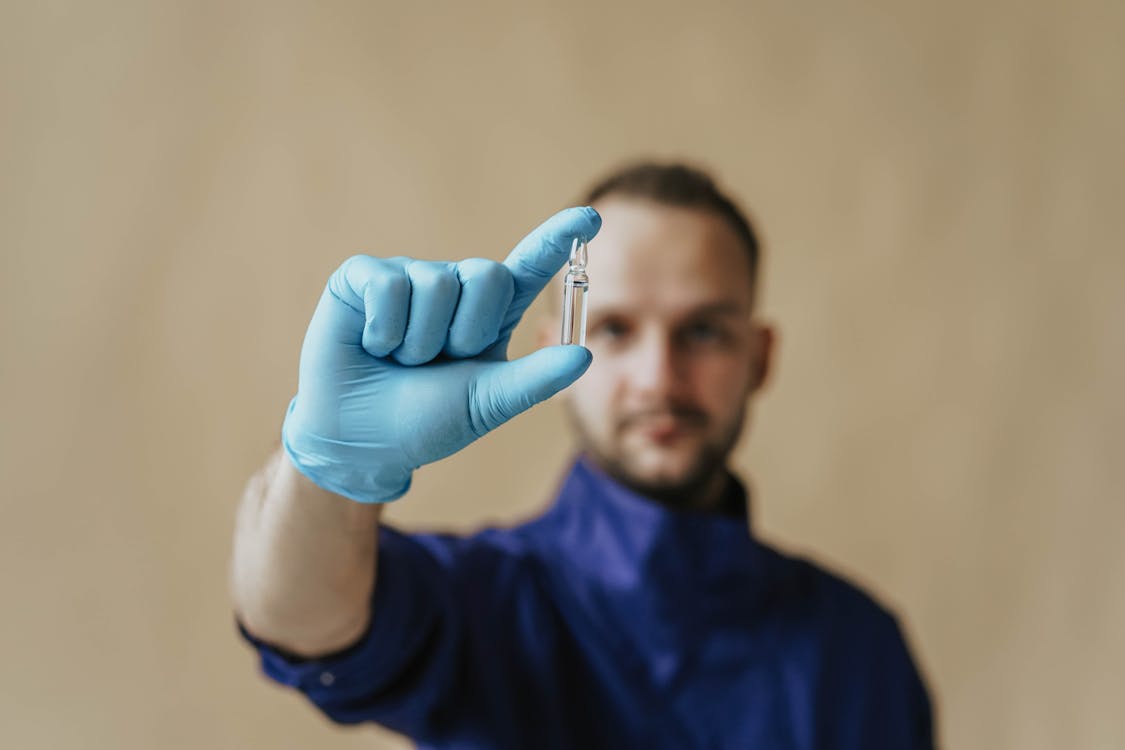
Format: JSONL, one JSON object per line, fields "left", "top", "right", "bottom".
{"left": 566, "top": 401, "right": 747, "bottom": 510}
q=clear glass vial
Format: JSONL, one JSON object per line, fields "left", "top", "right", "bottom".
{"left": 561, "top": 237, "right": 589, "bottom": 346}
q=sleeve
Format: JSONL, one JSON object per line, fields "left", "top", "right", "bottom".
{"left": 237, "top": 526, "right": 467, "bottom": 738}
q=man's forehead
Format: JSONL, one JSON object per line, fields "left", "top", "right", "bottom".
{"left": 586, "top": 197, "right": 755, "bottom": 308}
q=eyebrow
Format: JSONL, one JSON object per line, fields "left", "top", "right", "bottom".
{"left": 687, "top": 302, "right": 749, "bottom": 317}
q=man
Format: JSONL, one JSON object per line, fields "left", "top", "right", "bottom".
{"left": 231, "top": 163, "right": 934, "bottom": 748}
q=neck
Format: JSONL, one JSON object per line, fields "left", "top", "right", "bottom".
{"left": 691, "top": 471, "right": 737, "bottom": 514}
{"left": 649, "top": 470, "right": 742, "bottom": 517}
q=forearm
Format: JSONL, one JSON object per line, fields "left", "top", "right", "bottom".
{"left": 230, "top": 448, "right": 382, "bottom": 657}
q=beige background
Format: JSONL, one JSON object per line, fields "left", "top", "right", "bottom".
{"left": 2, "top": 1, "right": 1123, "bottom": 748}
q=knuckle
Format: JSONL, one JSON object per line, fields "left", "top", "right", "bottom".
{"left": 341, "top": 253, "right": 372, "bottom": 270}
{"left": 408, "top": 261, "right": 459, "bottom": 294}
{"left": 367, "top": 268, "right": 407, "bottom": 298}
{"left": 329, "top": 255, "right": 371, "bottom": 308}
{"left": 338, "top": 253, "right": 383, "bottom": 283}
{"left": 459, "top": 258, "right": 514, "bottom": 300}
{"left": 458, "top": 257, "right": 502, "bottom": 280}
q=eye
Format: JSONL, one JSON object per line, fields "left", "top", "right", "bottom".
{"left": 589, "top": 316, "right": 632, "bottom": 342}
{"left": 682, "top": 320, "right": 725, "bottom": 343}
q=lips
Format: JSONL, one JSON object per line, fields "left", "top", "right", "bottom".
{"left": 618, "top": 408, "right": 707, "bottom": 441}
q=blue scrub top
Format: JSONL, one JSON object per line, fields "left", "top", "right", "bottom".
{"left": 240, "top": 458, "right": 934, "bottom": 749}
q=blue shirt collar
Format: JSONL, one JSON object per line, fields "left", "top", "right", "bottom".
{"left": 526, "top": 456, "right": 773, "bottom": 638}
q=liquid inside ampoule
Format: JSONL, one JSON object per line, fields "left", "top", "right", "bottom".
{"left": 561, "top": 238, "right": 589, "bottom": 346}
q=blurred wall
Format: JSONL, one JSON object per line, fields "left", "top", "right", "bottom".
{"left": 2, "top": 1, "right": 1123, "bottom": 748}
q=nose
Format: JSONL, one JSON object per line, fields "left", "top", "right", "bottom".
{"left": 626, "top": 330, "right": 684, "bottom": 399}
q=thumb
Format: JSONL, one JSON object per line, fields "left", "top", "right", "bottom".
{"left": 470, "top": 345, "right": 592, "bottom": 434}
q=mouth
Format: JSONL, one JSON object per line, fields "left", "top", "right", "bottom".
{"left": 619, "top": 409, "right": 707, "bottom": 443}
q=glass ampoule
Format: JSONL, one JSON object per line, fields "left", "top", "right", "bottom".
{"left": 561, "top": 237, "right": 589, "bottom": 346}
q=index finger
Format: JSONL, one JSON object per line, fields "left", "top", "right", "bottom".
{"left": 498, "top": 206, "right": 601, "bottom": 336}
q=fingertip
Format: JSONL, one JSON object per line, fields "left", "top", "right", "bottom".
{"left": 537, "top": 206, "right": 601, "bottom": 242}
{"left": 546, "top": 343, "right": 593, "bottom": 384}
{"left": 567, "top": 343, "right": 593, "bottom": 367}
{"left": 578, "top": 206, "right": 602, "bottom": 237}
{"left": 361, "top": 332, "right": 397, "bottom": 359}
{"left": 556, "top": 206, "right": 601, "bottom": 242}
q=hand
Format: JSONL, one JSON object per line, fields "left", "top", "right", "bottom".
{"left": 282, "top": 207, "right": 601, "bottom": 503}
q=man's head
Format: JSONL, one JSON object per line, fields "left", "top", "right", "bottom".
{"left": 543, "top": 162, "right": 776, "bottom": 511}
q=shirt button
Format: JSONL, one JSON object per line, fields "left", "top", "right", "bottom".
{"left": 319, "top": 671, "right": 335, "bottom": 686}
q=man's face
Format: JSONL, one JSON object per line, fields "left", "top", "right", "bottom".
{"left": 555, "top": 197, "right": 774, "bottom": 506}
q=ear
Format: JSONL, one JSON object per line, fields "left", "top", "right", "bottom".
{"left": 748, "top": 323, "right": 777, "bottom": 394}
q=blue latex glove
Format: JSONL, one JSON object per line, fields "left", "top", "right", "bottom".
{"left": 282, "top": 207, "right": 601, "bottom": 503}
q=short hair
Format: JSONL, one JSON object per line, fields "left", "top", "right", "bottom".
{"left": 581, "top": 161, "right": 761, "bottom": 282}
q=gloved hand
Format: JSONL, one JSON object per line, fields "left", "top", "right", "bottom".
{"left": 281, "top": 207, "right": 601, "bottom": 503}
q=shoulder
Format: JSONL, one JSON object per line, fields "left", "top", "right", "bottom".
{"left": 759, "top": 541, "right": 912, "bottom": 650}
{"left": 761, "top": 545, "right": 935, "bottom": 743}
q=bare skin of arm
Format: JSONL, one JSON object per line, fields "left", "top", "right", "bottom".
{"left": 230, "top": 448, "right": 382, "bottom": 658}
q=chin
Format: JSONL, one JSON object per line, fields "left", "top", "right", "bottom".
{"left": 626, "top": 458, "right": 694, "bottom": 487}
{"left": 626, "top": 441, "right": 700, "bottom": 476}
{"left": 614, "top": 452, "right": 711, "bottom": 498}
{"left": 604, "top": 432, "right": 736, "bottom": 501}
